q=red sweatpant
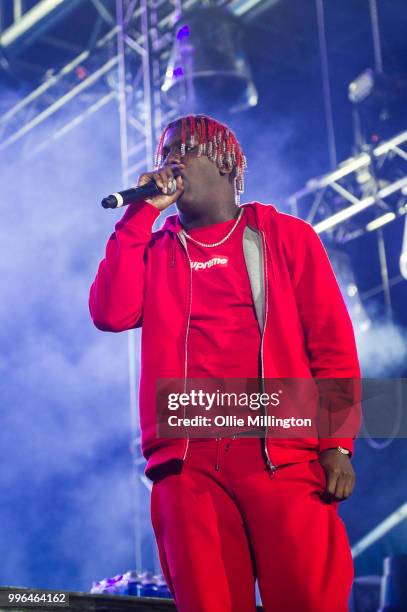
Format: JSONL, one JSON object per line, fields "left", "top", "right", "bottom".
{"left": 150, "top": 437, "right": 354, "bottom": 612}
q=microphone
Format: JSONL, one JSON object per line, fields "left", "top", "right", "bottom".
{"left": 101, "top": 174, "right": 179, "bottom": 209}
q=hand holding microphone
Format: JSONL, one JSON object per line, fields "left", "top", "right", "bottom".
{"left": 101, "top": 164, "right": 185, "bottom": 211}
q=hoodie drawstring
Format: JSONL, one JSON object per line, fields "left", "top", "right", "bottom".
{"left": 215, "top": 438, "right": 220, "bottom": 471}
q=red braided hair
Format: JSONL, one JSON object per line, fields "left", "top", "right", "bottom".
{"left": 155, "top": 114, "right": 247, "bottom": 203}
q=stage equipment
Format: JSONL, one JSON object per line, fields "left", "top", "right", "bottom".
{"left": 289, "top": 131, "right": 407, "bottom": 238}
{"left": 287, "top": 130, "right": 407, "bottom": 319}
{"left": 2, "top": 0, "right": 405, "bottom": 587}
{"left": 349, "top": 70, "right": 407, "bottom": 151}
{"left": 286, "top": 0, "right": 407, "bottom": 323}
{"left": 352, "top": 503, "right": 407, "bottom": 564}
{"left": 0, "top": 0, "right": 84, "bottom": 53}
{"left": 349, "top": 576, "right": 381, "bottom": 612}
{"left": 379, "top": 555, "right": 407, "bottom": 611}
{"left": 346, "top": 0, "right": 407, "bottom": 153}
{"left": 0, "top": 0, "right": 275, "bottom": 579}
{"left": 351, "top": 503, "right": 407, "bottom": 596}
{"left": 161, "top": 6, "right": 258, "bottom": 114}
{"left": 90, "top": 570, "right": 171, "bottom": 598}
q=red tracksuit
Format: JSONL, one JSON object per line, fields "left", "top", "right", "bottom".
{"left": 89, "top": 201, "right": 360, "bottom": 611}
{"left": 151, "top": 437, "right": 354, "bottom": 612}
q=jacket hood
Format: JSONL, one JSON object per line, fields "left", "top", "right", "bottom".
{"left": 159, "top": 201, "right": 279, "bottom": 234}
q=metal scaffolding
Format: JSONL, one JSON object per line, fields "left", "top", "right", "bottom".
{"left": 1, "top": 0, "right": 406, "bottom": 572}
{"left": 288, "top": 130, "right": 407, "bottom": 314}
{"left": 0, "top": 0, "right": 278, "bottom": 574}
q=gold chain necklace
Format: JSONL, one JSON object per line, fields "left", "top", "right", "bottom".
{"left": 181, "top": 208, "right": 244, "bottom": 248}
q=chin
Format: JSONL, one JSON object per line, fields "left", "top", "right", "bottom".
{"left": 176, "top": 193, "right": 194, "bottom": 212}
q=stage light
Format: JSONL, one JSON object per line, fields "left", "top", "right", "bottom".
{"left": 366, "top": 212, "right": 396, "bottom": 232}
{"left": 162, "top": 6, "right": 258, "bottom": 114}
{"left": 348, "top": 70, "right": 407, "bottom": 146}
{"left": 348, "top": 69, "right": 375, "bottom": 104}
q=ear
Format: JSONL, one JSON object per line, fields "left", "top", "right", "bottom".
{"left": 219, "top": 165, "right": 237, "bottom": 189}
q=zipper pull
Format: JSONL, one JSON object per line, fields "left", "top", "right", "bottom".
{"left": 266, "top": 460, "right": 277, "bottom": 473}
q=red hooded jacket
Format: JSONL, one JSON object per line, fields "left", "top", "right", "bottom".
{"left": 89, "top": 200, "right": 361, "bottom": 480}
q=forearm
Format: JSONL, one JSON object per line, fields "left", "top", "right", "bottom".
{"left": 89, "top": 200, "right": 160, "bottom": 331}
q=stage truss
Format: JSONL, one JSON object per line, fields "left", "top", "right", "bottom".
{"left": 0, "top": 0, "right": 279, "bottom": 575}
{"left": 288, "top": 130, "right": 407, "bottom": 315}
{"left": 1, "top": 0, "right": 406, "bottom": 572}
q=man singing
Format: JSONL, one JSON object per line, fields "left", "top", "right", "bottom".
{"left": 89, "top": 114, "right": 360, "bottom": 612}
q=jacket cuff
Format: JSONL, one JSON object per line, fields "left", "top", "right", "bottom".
{"left": 319, "top": 438, "right": 354, "bottom": 458}
{"left": 115, "top": 199, "right": 160, "bottom": 232}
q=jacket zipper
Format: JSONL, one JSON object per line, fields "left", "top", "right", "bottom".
{"left": 176, "top": 232, "right": 224, "bottom": 468}
{"left": 175, "top": 228, "right": 275, "bottom": 471}
{"left": 176, "top": 232, "right": 192, "bottom": 461}
{"left": 260, "top": 230, "right": 276, "bottom": 472}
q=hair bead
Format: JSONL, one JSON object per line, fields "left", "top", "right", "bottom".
{"left": 155, "top": 114, "right": 247, "bottom": 201}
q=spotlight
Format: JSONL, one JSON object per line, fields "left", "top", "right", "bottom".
{"left": 348, "top": 70, "right": 407, "bottom": 146}
{"left": 162, "top": 6, "right": 258, "bottom": 114}
{"left": 348, "top": 69, "right": 375, "bottom": 104}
